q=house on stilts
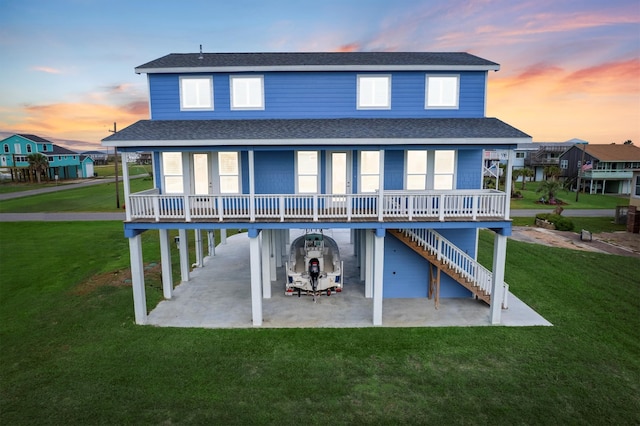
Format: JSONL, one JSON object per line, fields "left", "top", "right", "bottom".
{"left": 102, "top": 51, "right": 531, "bottom": 326}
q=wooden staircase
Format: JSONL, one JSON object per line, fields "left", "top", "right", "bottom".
{"left": 388, "top": 229, "right": 504, "bottom": 307}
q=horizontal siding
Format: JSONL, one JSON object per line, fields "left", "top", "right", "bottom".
{"left": 253, "top": 151, "right": 295, "bottom": 194}
{"left": 149, "top": 71, "right": 487, "bottom": 120}
{"left": 456, "top": 149, "right": 483, "bottom": 190}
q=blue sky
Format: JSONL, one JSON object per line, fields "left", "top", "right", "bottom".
{"left": 0, "top": 0, "right": 638, "bottom": 150}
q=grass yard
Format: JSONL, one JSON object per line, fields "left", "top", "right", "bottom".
{"left": 510, "top": 181, "right": 627, "bottom": 210}
{"left": 93, "top": 163, "right": 153, "bottom": 178}
{"left": 1, "top": 222, "right": 638, "bottom": 424}
{"left": 511, "top": 216, "right": 627, "bottom": 233}
{"left": 0, "top": 178, "right": 153, "bottom": 212}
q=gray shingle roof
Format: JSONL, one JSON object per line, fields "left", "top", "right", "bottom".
{"left": 136, "top": 52, "right": 499, "bottom": 73}
{"left": 50, "top": 144, "right": 78, "bottom": 155}
{"left": 18, "top": 134, "right": 51, "bottom": 143}
{"left": 102, "top": 118, "right": 530, "bottom": 146}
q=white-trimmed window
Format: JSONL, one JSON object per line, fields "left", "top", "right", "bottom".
{"left": 162, "top": 152, "right": 184, "bottom": 194}
{"left": 634, "top": 175, "right": 640, "bottom": 197}
{"left": 297, "top": 151, "right": 319, "bottom": 193}
{"left": 426, "top": 75, "right": 459, "bottom": 109}
{"left": 560, "top": 159, "right": 568, "bottom": 169}
{"left": 230, "top": 75, "right": 264, "bottom": 110}
{"left": 3, "top": 144, "right": 9, "bottom": 153}
{"left": 357, "top": 75, "right": 391, "bottom": 109}
{"left": 406, "top": 150, "right": 427, "bottom": 190}
{"left": 180, "top": 76, "right": 213, "bottom": 110}
{"left": 218, "top": 152, "right": 240, "bottom": 194}
{"left": 26, "top": 145, "right": 33, "bottom": 153}
{"left": 434, "top": 150, "right": 456, "bottom": 190}
{"left": 360, "top": 151, "right": 380, "bottom": 193}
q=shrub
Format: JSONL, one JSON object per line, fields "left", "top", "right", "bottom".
{"left": 535, "top": 213, "right": 574, "bottom": 231}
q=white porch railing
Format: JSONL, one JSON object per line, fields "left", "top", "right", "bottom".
{"left": 127, "top": 189, "right": 507, "bottom": 223}
{"left": 400, "top": 228, "right": 509, "bottom": 308}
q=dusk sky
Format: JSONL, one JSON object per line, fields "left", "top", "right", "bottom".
{"left": 1, "top": 0, "right": 638, "bottom": 151}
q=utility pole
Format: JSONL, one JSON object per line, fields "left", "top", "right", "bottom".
{"left": 108, "top": 122, "right": 120, "bottom": 208}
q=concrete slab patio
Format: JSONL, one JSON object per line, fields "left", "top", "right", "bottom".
{"left": 146, "top": 229, "right": 552, "bottom": 328}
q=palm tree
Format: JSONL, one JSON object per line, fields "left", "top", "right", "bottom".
{"left": 536, "top": 179, "right": 563, "bottom": 204}
{"left": 520, "top": 167, "right": 534, "bottom": 189}
{"left": 543, "top": 165, "right": 561, "bottom": 181}
{"left": 27, "top": 153, "right": 49, "bottom": 183}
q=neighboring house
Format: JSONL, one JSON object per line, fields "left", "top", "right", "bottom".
{"left": 83, "top": 150, "right": 109, "bottom": 165}
{"left": 102, "top": 51, "right": 531, "bottom": 326}
{"left": 628, "top": 170, "right": 640, "bottom": 233}
{"left": 0, "top": 134, "right": 94, "bottom": 181}
{"left": 559, "top": 144, "right": 640, "bottom": 194}
{"left": 523, "top": 140, "right": 576, "bottom": 181}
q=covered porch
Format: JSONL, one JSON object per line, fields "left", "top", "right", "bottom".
{"left": 141, "top": 229, "right": 550, "bottom": 328}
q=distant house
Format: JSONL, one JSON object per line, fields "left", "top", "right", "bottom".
{"left": 628, "top": 169, "right": 640, "bottom": 233}
{"left": 83, "top": 150, "right": 109, "bottom": 165}
{"left": 559, "top": 144, "right": 640, "bottom": 194}
{"left": 523, "top": 140, "right": 576, "bottom": 181}
{"left": 0, "top": 134, "right": 94, "bottom": 181}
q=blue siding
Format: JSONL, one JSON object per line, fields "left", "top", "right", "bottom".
{"left": 383, "top": 229, "right": 476, "bottom": 298}
{"left": 149, "top": 71, "right": 487, "bottom": 120}
{"left": 253, "top": 151, "right": 294, "bottom": 194}
{"left": 456, "top": 149, "right": 483, "bottom": 189}
{"left": 384, "top": 150, "right": 404, "bottom": 190}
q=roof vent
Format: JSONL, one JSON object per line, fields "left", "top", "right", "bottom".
{"left": 199, "top": 44, "right": 203, "bottom": 60}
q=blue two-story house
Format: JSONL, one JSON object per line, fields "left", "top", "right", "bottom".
{"left": 102, "top": 52, "right": 531, "bottom": 327}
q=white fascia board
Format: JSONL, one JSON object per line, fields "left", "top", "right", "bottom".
{"left": 102, "top": 137, "right": 530, "bottom": 148}
{"left": 135, "top": 64, "right": 500, "bottom": 74}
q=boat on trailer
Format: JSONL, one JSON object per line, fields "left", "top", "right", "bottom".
{"left": 285, "top": 231, "right": 343, "bottom": 300}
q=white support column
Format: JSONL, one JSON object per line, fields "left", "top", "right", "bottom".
{"left": 178, "top": 228, "right": 189, "bottom": 282}
{"left": 128, "top": 234, "right": 147, "bottom": 324}
{"left": 194, "top": 229, "right": 203, "bottom": 268}
{"left": 490, "top": 232, "right": 507, "bottom": 324}
{"left": 269, "top": 229, "right": 277, "bottom": 282}
{"left": 275, "top": 230, "right": 283, "bottom": 268}
{"left": 248, "top": 150, "right": 256, "bottom": 222}
{"left": 364, "top": 229, "right": 373, "bottom": 298}
{"left": 207, "top": 230, "right": 215, "bottom": 257}
{"left": 504, "top": 149, "right": 514, "bottom": 220}
{"left": 220, "top": 229, "right": 227, "bottom": 244}
{"left": 373, "top": 229, "right": 385, "bottom": 326}
{"left": 121, "top": 152, "right": 131, "bottom": 221}
{"left": 249, "top": 230, "right": 263, "bottom": 326}
{"left": 377, "top": 150, "right": 385, "bottom": 222}
{"left": 158, "top": 229, "right": 173, "bottom": 299}
{"left": 261, "top": 229, "right": 272, "bottom": 299}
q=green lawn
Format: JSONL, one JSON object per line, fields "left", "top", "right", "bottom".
{"left": 511, "top": 181, "right": 627, "bottom": 209}
{"left": 1, "top": 222, "right": 638, "bottom": 424}
{"left": 93, "top": 163, "right": 152, "bottom": 178}
{"left": 511, "top": 216, "right": 627, "bottom": 233}
{"left": 0, "top": 178, "right": 153, "bottom": 212}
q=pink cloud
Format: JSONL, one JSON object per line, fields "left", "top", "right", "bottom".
{"left": 31, "top": 66, "right": 62, "bottom": 74}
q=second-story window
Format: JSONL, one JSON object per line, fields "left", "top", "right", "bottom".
{"left": 3, "top": 144, "right": 8, "bottom": 153}
{"left": 357, "top": 75, "right": 391, "bottom": 109}
{"left": 296, "top": 151, "right": 319, "bottom": 193}
{"left": 180, "top": 76, "right": 213, "bottom": 110}
{"left": 406, "top": 150, "right": 427, "bottom": 190}
{"left": 560, "top": 160, "right": 568, "bottom": 169}
{"left": 425, "top": 75, "right": 459, "bottom": 109}
{"left": 434, "top": 150, "right": 456, "bottom": 190}
{"left": 230, "top": 76, "right": 264, "bottom": 110}
{"left": 26, "top": 145, "right": 33, "bottom": 153}
{"left": 360, "top": 151, "right": 380, "bottom": 193}
{"left": 218, "top": 152, "right": 240, "bottom": 194}
{"left": 162, "top": 152, "right": 183, "bottom": 194}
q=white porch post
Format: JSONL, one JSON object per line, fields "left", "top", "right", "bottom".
{"left": 178, "top": 228, "right": 189, "bottom": 282}
{"left": 377, "top": 150, "right": 385, "bottom": 222}
{"left": 275, "top": 230, "right": 284, "bottom": 268}
{"left": 194, "top": 229, "right": 203, "bottom": 268}
{"left": 248, "top": 150, "right": 256, "bottom": 222}
{"left": 504, "top": 149, "right": 514, "bottom": 220}
{"left": 364, "top": 229, "right": 373, "bottom": 298}
{"left": 128, "top": 234, "right": 147, "bottom": 324}
{"left": 373, "top": 229, "right": 385, "bottom": 325}
{"left": 158, "top": 229, "right": 173, "bottom": 299}
{"left": 261, "top": 229, "right": 272, "bottom": 299}
{"left": 490, "top": 232, "right": 507, "bottom": 324}
{"left": 121, "top": 151, "right": 131, "bottom": 221}
{"left": 207, "top": 230, "right": 215, "bottom": 257}
{"left": 249, "top": 229, "right": 263, "bottom": 326}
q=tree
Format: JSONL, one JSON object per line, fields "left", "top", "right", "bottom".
{"left": 536, "top": 179, "right": 563, "bottom": 204}
{"left": 520, "top": 167, "right": 534, "bottom": 189}
{"left": 543, "top": 165, "right": 561, "bottom": 181}
{"left": 624, "top": 140, "right": 633, "bottom": 145}
{"left": 27, "top": 153, "right": 49, "bottom": 183}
